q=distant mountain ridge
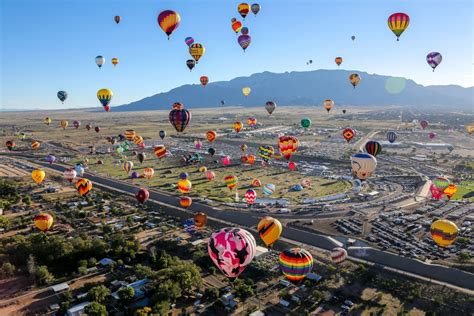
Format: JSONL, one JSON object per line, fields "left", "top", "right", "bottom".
{"left": 115, "top": 70, "right": 473, "bottom": 112}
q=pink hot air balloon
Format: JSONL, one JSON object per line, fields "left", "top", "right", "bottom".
{"left": 208, "top": 227, "right": 256, "bottom": 279}
{"left": 420, "top": 120, "right": 429, "bottom": 130}
{"left": 205, "top": 170, "right": 215, "bottom": 181}
{"left": 245, "top": 189, "right": 257, "bottom": 204}
{"left": 428, "top": 132, "right": 436, "bottom": 140}
{"left": 195, "top": 139, "right": 202, "bottom": 150}
{"left": 430, "top": 184, "right": 444, "bottom": 200}
{"left": 221, "top": 155, "right": 231, "bottom": 166}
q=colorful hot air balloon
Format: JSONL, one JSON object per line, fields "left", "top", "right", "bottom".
{"left": 430, "top": 219, "right": 458, "bottom": 247}
{"left": 57, "top": 91, "right": 68, "bottom": 103}
{"left": 31, "top": 141, "right": 41, "bottom": 150}
{"left": 300, "top": 118, "right": 311, "bottom": 129}
{"left": 114, "top": 15, "right": 121, "bottom": 24}
{"left": 159, "top": 130, "right": 166, "bottom": 140}
{"left": 189, "top": 43, "right": 205, "bottom": 63}
{"left": 60, "top": 120, "right": 68, "bottom": 129}
{"left": 349, "top": 73, "right": 361, "bottom": 88}
{"left": 111, "top": 57, "right": 119, "bottom": 66}
{"left": 137, "top": 152, "right": 146, "bottom": 164}
{"left": 240, "top": 144, "right": 248, "bottom": 152}
{"left": 247, "top": 154, "right": 255, "bottom": 165}
{"left": 133, "top": 135, "right": 144, "bottom": 146}
{"left": 258, "top": 146, "right": 274, "bottom": 163}
{"left": 169, "top": 103, "right": 191, "bottom": 133}
{"left": 158, "top": 10, "right": 181, "bottom": 39}
{"left": 262, "top": 183, "right": 275, "bottom": 196}
{"left": 75, "top": 178, "right": 92, "bottom": 196}
{"left": 233, "top": 121, "right": 243, "bottom": 133}
{"left": 123, "top": 161, "right": 134, "bottom": 173}
{"left": 241, "top": 27, "right": 249, "bottom": 35}
{"left": 426, "top": 52, "right": 442, "bottom": 72}
{"left": 34, "top": 213, "right": 54, "bottom": 232}
{"left": 124, "top": 129, "right": 136, "bottom": 141}
{"left": 278, "top": 136, "right": 299, "bottom": 160}
{"left": 32, "top": 169, "right": 46, "bottom": 184}
{"left": 430, "top": 183, "right": 444, "bottom": 200}
{"left": 44, "top": 117, "right": 52, "bottom": 125}
{"left": 433, "top": 176, "right": 450, "bottom": 190}
{"left": 279, "top": 248, "right": 314, "bottom": 282}
{"left": 194, "top": 212, "right": 208, "bottom": 228}
{"left": 97, "top": 88, "right": 113, "bottom": 111}
{"left": 231, "top": 20, "right": 243, "bottom": 34}
{"left": 206, "top": 130, "right": 217, "bottom": 142}
{"left": 245, "top": 189, "right": 257, "bottom": 204}
{"left": 247, "top": 117, "right": 257, "bottom": 127}
{"left": 251, "top": 3, "right": 260, "bottom": 16}
{"left": 200, "top": 76, "right": 209, "bottom": 86}
{"left": 208, "top": 227, "right": 256, "bottom": 279}
{"left": 205, "top": 170, "right": 215, "bottom": 181}
{"left": 5, "top": 140, "right": 15, "bottom": 151}
{"left": 237, "top": 3, "right": 250, "bottom": 19}
{"left": 386, "top": 131, "right": 398, "bottom": 143}
{"left": 237, "top": 34, "right": 251, "bottom": 51}
{"left": 342, "top": 127, "right": 356, "bottom": 142}
{"left": 388, "top": 13, "right": 410, "bottom": 41}
{"left": 335, "top": 57, "right": 343, "bottom": 66}
{"left": 330, "top": 247, "right": 348, "bottom": 264}
{"left": 365, "top": 141, "right": 382, "bottom": 157}
{"left": 265, "top": 101, "right": 276, "bottom": 115}
{"left": 154, "top": 145, "right": 167, "bottom": 159}
{"left": 323, "top": 99, "right": 334, "bottom": 112}
{"left": 64, "top": 169, "right": 77, "bottom": 183}
{"left": 194, "top": 139, "right": 202, "bottom": 150}
{"left": 224, "top": 175, "right": 238, "bottom": 190}
{"left": 443, "top": 184, "right": 457, "bottom": 200}
{"left": 179, "top": 196, "right": 192, "bottom": 208}
{"left": 143, "top": 167, "right": 155, "bottom": 179}
{"left": 177, "top": 179, "right": 192, "bottom": 193}
{"left": 185, "top": 36, "right": 194, "bottom": 46}
{"left": 350, "top": 153, "right": 377, "bottom": 180}
{"left": 242, "top": 86, "right": 251, "bottom": 97}
{"left": 257, "top": 216, "right": 282, "bottom": 247}
{"left": 95, "top": 55, "right": 105, "bottom": 68}
{"left": 186, "top": 59, "right": 196, "bottom": 71}
{"left": 135, "top": 188, "right": 149, "bottom": 204}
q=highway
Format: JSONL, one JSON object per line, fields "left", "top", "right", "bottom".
{"left": 18, "top": 157, "right": 473, "bottom": 292}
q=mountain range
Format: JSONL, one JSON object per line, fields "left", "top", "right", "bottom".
{"left": 115, "top": 70, "right": 473, "bottom": 112}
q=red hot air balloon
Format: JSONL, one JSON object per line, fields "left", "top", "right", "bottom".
{"left": 200, "top": 76, "right": 209, "bottom": 86}
{"left": 245, "top": 189, "right": 257, "bottom": 204}
{"left": 169, "top": 103, "right": 191, "bottom": 133}
{"left": 157, "top": 10, "right": 181, "bottom": 39}
{"left": 342, "top": 128, "right": 356, "bottom": 142}
{"left": 135, "top": 188, "right": 149, "bottom": 203}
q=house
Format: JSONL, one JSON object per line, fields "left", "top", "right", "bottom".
{"left": 306, "top": 273, "right": 323, "bottom": 282}
{"left": 279, "top": 299, "right": 290, "bottom": 307}
{"left": 98, "top": 258, "right": 114, "bottom": 267}
{"left": 50, "top": 282, "right": 69, "bottom": 295}
{"left": 220, "top": 293, "right": 237, "bottom": 309}
{"left": 66, "top": 301, "right": 90, "bottom": 316}
{"left": 112, "top": 279, "right": 150, "bottom": 300}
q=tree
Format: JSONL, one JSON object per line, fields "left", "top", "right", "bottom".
{"left": 118, "top": 286, "right": 135, "bottom": 302}
{"left": 0, "top": 262, "right": 16, "bottom": 278}
{"left": 204, "top": 287, "right": 219, "bottom": 301}
{"left": 27, "top": 254, "right": 37, "bottom": 276}
{"left": 35, "top": 265, "right": 54, "bottom": 285}
{"left": 134, "top": 307, "right": 152, "bottom": 316}
{"left": 135, "top": 264, "right": 154, "bottom": 279}
{"left": 153, "top": 301, "right": 170, "bottom": 315}
{"left": 0, "top": 216, "right": 12, "bottom": 230}
{"left": 233, "top": 279, "right": 254, "bottom": 301}
{"left": 88, "top": 285, "right": 111, "bottom": 303}
{"left": 457, "top": 252, "right": 471, "bottom": 263}
{"left": 21, "top": 195, "right": 32, "bottom": 205}
{"left": 84, "top": 301, "right": 108, "bottom": 316}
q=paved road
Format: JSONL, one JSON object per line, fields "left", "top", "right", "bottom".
{"left": 8, "top": 156, "right": 474, "bottom": 292}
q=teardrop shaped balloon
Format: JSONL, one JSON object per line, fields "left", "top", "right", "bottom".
{"left": 185, "top": 36, "right": 194, "bottom": 47}
{"left": 323, "top": 99, "right": 334, "bottom": 112}
{"left": 157, "top": 10, "right": 181, "bottom": 39}
{"left": 241, "top": 27, "right": 249, "bottom": 35}
{"left": 57, "top": 91, "right": 68, "bottom": 103}
{"left": 111, "top": 57, "right": 119, "bottom": 66}
{"left": 388, "top": 13, "right": 410, "bottom": 41}
{"left": 251, "top": 3, "right": 260, "bottom": 16}
{"left": 97, "top": 88, "right": 113, "bottom": 110}
{"left": 189, "top": 43, "right": 205, "bottom": 62}
{"left": 237, "top": 3, "right": 250, "bottom": 19}
{"left": 200, "top": 76, "right": 209, "bottom": 86}
{"left": 265, "top": 101, "right": 276, "bottom": 114}
{"left": 349, "top": 73, "right": 361, "bottom": 88}
{"left": 335, "top": 57, "right": 343, "bottom": 66}
{"left": 238, "top": 34, "right": 251, "bottom": 51}
{"left": 169, "top": 103, "right": 191, "bottom": 133}
{"left": 242, "top": 86, "right": 251, "bottom": 97}
{"left": 364, "top": 141, "right": 382, "bottom": 157}
{"left": 186, "top": 59, "right": 196, "bottom": 71}
{"left": 426, "top": 52, "right": 442, "bottom": 72}
{"left": 114, "top": 16, "right": 121, "bottom": 24}
{"left": 232, "top": 20, "right": 243, "bottom": 34}
{"left": 95, "top": 55, "right": 105, "bottom": 68}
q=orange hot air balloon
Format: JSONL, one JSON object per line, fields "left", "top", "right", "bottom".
{"left": 133, "top": 135, "right": 144, "bottom": 145}
{"left": 125, "top": 129, "right": 136, "bottom": 141}
{"left": 247, "top": 154, "right": 255, "bottom": 165}
{"left": 238, "top": 3, "right": 250, "bottom": 19}
{"left": 60, "top": 120, "right": 68, "bottom": 129}
{"left": 233, "top": 121, "right": 243, "bottom": 133}
{"left": 180, "top": 196, "right": 192, "bottom": 208}
{"left": 154, "top": 145, "right": 167, "bottom": 158}
{"left": 232, "top": 20, "right": 243, "bottom": 33}
{"left": 206, "top": 130, "right": 217, "bottom": 142}
{"left": 323, "top": 99, "right": 334, "bottom": 112}
{"left": 335, "top": 57, "right": 343, "bottom": 66}
{"left": 34, "top": 213, "right": 54, "bottom": 232}
{"left": 200, "top": 76, "right": 209, "bottom": 86}
{"left": 75, "top": 178, "right": 92, "bottom": 196}
{"left": 178, "top": 179, "right": 192, "bottom": 193}
{"left": 111, "top": 57, "right": 119, "bottom": 66}
{"left": 278, "top": 136, "right": 299, "bottom": 160}
{"left": 443, "top": 184, "right": 457, "bottom": 200}
{"left": 31, "top": 141, "right": 41, "bottom": 150}
{"left": 157, "top": 10, "right": 181, "bottom": 39}
{"left": 32, "top": 169, "right": 46, "bottom": 184}
{"left": 194, "top": 212, "right": 208, "bottom": 228}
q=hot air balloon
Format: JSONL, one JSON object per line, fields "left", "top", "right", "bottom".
{"left": 426, "top": 52, "right": 442, "bottom": 72}
{"left": 237, "top": 3, "right": 250, "bottom": 19}
{"left": 111, "top": 57, "right": 119, "bottom": 66}
{"left": 342, "top": 109, "right": 347, "bottom": 114}
{"left": 278, "top": 136, "right": 299, "bottom": 160}
{"left": 199, "top": 166, "right": 208, "bottom": 173}
{"left": 429, "top": 132, "right": 436, "bottom": 140}
{"left": 252, "top": 179, "right": 262, "bottom": 187}
{"left": 185, "top": 36, "right": 194, "bottom": 46}
{"left": 386, "top": 131, "right": 397, "bottom": 143}
{"left": 430, "top": 184, "right": 443, "bottom": 200}
{"left": 143, "top": 167, "right": 155, "bottom": 179}
{"left": 350, "top": 153, "right": 377, "bottom": 180}
{"left": 73, "top": 120, "right": 80, "bottom": 129}
{"left": 157, "top": 10, "right": 181, "bottom": 39}
{"left": 247, "top": 154, "right": 255, "bottom": 165}
{"left": 237, "top": 34, "right": 251, "bottom": 51}
{"left": 169, "top": 103, "right": 191, "bottom": 133}
{"left": 258, "top": 216, "right": 282, "bottom": 247}
{"left": 241, "top": 27, "right": 249, "bottom": 35}
{"left": 131, "top": 171, "right": 140, "bottom": 179}
{"left": 245, "top": 189, "right": 257, "bottom": 204}
{"left": 132, "top": 135, "right": 143, "bottom": 146}
{"left": 349, "top": 73, "right": 361, "bottom": 88}
{"left": 75, "top": 164, "right": 84, "bottom": 177}
{"left": 5, "top": 140, "right": 15, "bottom": 151}
{"left": 335, "top": 57, "right": 343, "bottom": 66}
{"left": 265, "top": 101, "right": 276, "bottom": 115}
{"left": 262, "top": 183, "right": 275, "bottom": 196}
{"left": 64, "top": 169, "right": 77, "bottom": 183}
{"left": 186, "top": 59, "right": 196, "bottom": 71}
{"left": 433, "top": 176, "right": 450, "bottom": 190}
{"left": 351, "top": 35, "right": 356, "bottom": 41}
{"left": 205, "top": 170, "right": 215, "bottom": 181}
{"left": 154, "top": 145, "right": 167, "bottom": 158}
{"left": 444, "top": 184, "right": 457, "bottom": 200}
{"left": 330, "top": 247, "right": 348, "bottom": 264}
{"left": 342, "top": 127, "right": 356, "bottom": 142}
{"left": 365, "top": 141, "right": 382, "bottom": 157}
{"left": 430, "top": 219, "right": 458, "bottom": 247}
{"left": 194, "top": 212, "right": 208, "bottom": 228}
{"left": 114, "top": 15, "right": 121, "bottom": 24}
{"left": 242, "top": 87, "right": 251, "bottom": 97}
{"left": 189, "top": 43, "right": 205, "bottom": 63}
{"left": 46, "top": 155, "right": 56, "bottom": 164}
{"left": 231, "top": 20, "right": 243, "bottom": 34}
{"left": 388, "top": 13, "right": 410, "bottom": 41}
{"left": 179, "top": 172, "right": 189, "bottom": 180}
{"left": 60, "top": 120, "right": 68, "bottom": 129}
{"left": 193, "top": 139, "right": 202, "bottom": 150}
{"left": 258, "top": 145, "right": 274, "bottom": 163}
{"left": 44, "top": 117, "right": 52, "bottom": 125}
{"left": 125, "top": 129, "right": 136, "bottom": 141}
{"left": 97, "top": 88, "right": 113, "bottom": 111}
{"left": 240, "top": 144, "right": 248, "bottom": 152}
{"left": 323, "top": 99, "right": 334, "bottom": 112}
{"left": 206, "top": 130, "right": 217, "bottom": 142}
{"left": 208, "top": 147, "right": 216, "bottom": 156}
{"left": 251, "top": 3, "right": 260, "bottom": 16}
{"left": 233, "top": 121, "right": 243, "bottom": 133}
{"left": 208, "top": 227, "right": 256, "bottom": 279}
{"left": 200, "top": 76, "right": 209, "bottom": 86}
{"left": 224, "top": 175, "right": 238, "bottom": 190}
{"left": 300, "top": 118, "right": 311, "bottom": 129}
{"left": 247, "top": 117, "right": 257, "bottom": 127}
{"left": 465, "top": 125, "right": 474, "bottom": 135}
{"left": 221, "top": 155, "right": 231, "bottom": 166}
{"left": 95, "top": 55, "right": 105, "bottom": 68}
{"left": 31, "top": 141, "right": 41, "bottom": 150}
{"left": 137, "top": 152, "right": 146, "bottom": 164}
{"left": 123, "top": 161, "right": 134, "bottom": 173}
{"left": 159, "top": 130, "right": 166, "bottom": 140}
{"left": 75, "top": 178, "right": 92, "bottom": 196}
{"left": 178, "top": 179, "right": 192, "bottom": 193}
{"left": 86, "top": 124, "right": 92, "bottom": 131}
{"left": 32, "top": 169, "right": 46, "bottom": 184}
{"left": 179, "top": 196, "right": 192, "bottom": 208}
{"left": 135, "top": 188, "right": 149, "bottom": 204}
{"left": 279, "top": 248, "right": 314, "bottom": 282}
{"left": 288, "top": 161, "right": 297, "bottom": 171}
{"left": 34, "top": 213, "right": 53, "bottom": 232}
{"left": 94, "top": 126, "right": 101, "bottom": 133}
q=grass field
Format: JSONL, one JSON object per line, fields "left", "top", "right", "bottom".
{"left": 451, "top": 181, "right": 474, "bottom": 201}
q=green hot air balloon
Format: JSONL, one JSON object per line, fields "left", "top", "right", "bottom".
{"left": 301, "top": 118, "right": 311, "bottom": 129}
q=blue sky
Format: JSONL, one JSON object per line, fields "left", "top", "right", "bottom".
{"left": 1, "top": 0, "right": 472, "bottom": 110}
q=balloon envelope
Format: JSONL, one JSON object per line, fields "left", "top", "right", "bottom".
{"left": 257, "top": 216, "right": 282, "bottom": 247}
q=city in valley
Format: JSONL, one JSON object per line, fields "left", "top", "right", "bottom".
{"left": 0, "top": 106, "right": 473, "bottom": 315}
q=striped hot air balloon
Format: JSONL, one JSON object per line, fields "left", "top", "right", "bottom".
{"left": 123, "top": 161, "right": 133, "bottom": 173}
{"left": 386, "top": 131, "right": 397, "bottom": 143}
{"left": 237, "top": 3, "right": 250, "bottom": 19}
{"left": 430, "top": 219, "right": 459, "bottom": 247}
{"left": 75, "top": 178, "right": 92, "bottom": 196}
{"left": 177, "top": 179, "right": 192, "bottom": 193}
{"left": 257, "top": 216, "right": 282, "bottom": 247}
{"left": 224, "top": 175, "right": 238, "bottom": 190}
{"left": 206, "top": 130, "right": 217, "bottom": 142}
{"left": 133, "top": 135, "right": 144, "bottom": 145}
{"left": 143, "top": 167, "right": 155, "bottom": 179}
{"left": 124, "top": 129, "right": 136, "bottom": 141}
{"left": 245, "top": 189, "right": 257, "bottom": 204}
{"left": 388, "top": 13, "right": 410, "bottom": 41}
{"left": 262, "top": 183, "right": 275, "bottom": 196}
{"left": 189, "top": 43, "right": 205, "bottom": 62}
{"left": 169, "top": 103, "right": 191, "bottom": 133}
{"left": 330, "top": 247, "right": 348, "bottom": 264}
{"left": 278, "top": 136, "right": 299, "bottom": 160}
{"left": 258, "top": 145, "right": 274, "bottom": 162}
{"left": 34, "top": 213, "right": 54, "bottom": 232}
{"left": 154, "top": 145, "right": 167, "bottom": 159}
{"left": 179, "top": 196, "right": 192, "bottom": 208}
{"left": 364, "top": 141, "right": 382, "bottom": 157}
{"left": 157, "top": 10, "right": 181, "bottom": 39}
{"left": 279, "top": 248, "right": 314, "bottom": 282}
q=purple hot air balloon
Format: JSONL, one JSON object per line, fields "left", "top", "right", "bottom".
{"left": 426, "top": 52, "right": 442, "bottom": 72}
{"left": 429, "top": 132, "right": 436, "bottom": 140}
{"left": 241, "top": 27, "right": 249, "bottom": 35}
{"left": 131, "top": 171, "right": 140, "bottom": 179}
{"left": 73, "top": 120, "right": 81, "bottom": 129}
{"left": 46, "top": 155, "right": 56, "bottom": 164}
{"left": 237, "top": 34, "right": 251, "bottom": 51}
{"left": 185, "top": 37, "right": 194, "bottom": 47}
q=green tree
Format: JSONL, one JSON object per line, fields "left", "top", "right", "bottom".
{"left": 134, "top": 307, "right": 152, "bottom": 316}
{"left": 118, "top": 286, "right": 135, "bottom": 302}
{"left": 84, "top": 301, "right": 108, "bottom": 316}
{"left": 0, "top": 216, "right": 12, "bottom": 230}
{"left": 0, "top": 262, "right": 16, "bottom": 278}
{"left": 204, "top": 287, "right": 219, "bottom": 301}
{"left": 457, "top": 252, "right": 471, "bottom": 263}
{"left": 135, "top": 264, "right": 155, "bottom": 279}
{"left": 88, "top": 285, "right": 111, "bottom": 303}
{"left": 233, "top": 279, "right": 254, "bottom": 301}
{"left": 35, "top": 265, "right": 54, "bottom": 285}
{"left": 153, "top": 301, "right": 170, "bottom": 315}
{"left": 21, "top": 195, "right": 32, "bottom": 205}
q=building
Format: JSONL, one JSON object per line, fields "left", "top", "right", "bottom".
{"left": 66, "top": 301, "right": 90, "bottom": 316}
{"left": 50, "top": 282, "right": 69, "bottom": 295}
{"left": 112, "top": 279, "right": 150, "bottom": 300}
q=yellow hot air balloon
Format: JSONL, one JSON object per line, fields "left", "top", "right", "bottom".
{"left": 242, "top": 86, "right": 251, "bottom": 97}
{"left": 349, "top": 73, "right": 361, "bottom": 88}
{"left": 34, "top": 213, "right": 54, "bottom": 232}
{"left": 32, "top": 169, "right": 46, "bottom": 184}
{"left": 257, "top": 216, "right": 282, "bottom": 247}
{"left": 60, "top": 120, "right": 68, "bottom": 129}
{"left": 111, "top": 57, "right": 119, "bottom": 66}
{"left": 466, "top": 124, "right": 474, "bottom": 135}
{"left": 323, "top": 99, "right": 334, "bottom": 112}
{"left": 189, "top": 43, "right": 205, "bottom": 63}
{"left": 430, "top": 219, "right": 459, "bottom": 247}
{"left": 97, "top": 88, "right": 113, "bottom": 111}
{"left": 44, "top": 117, "right": 52, "bottom": 125}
